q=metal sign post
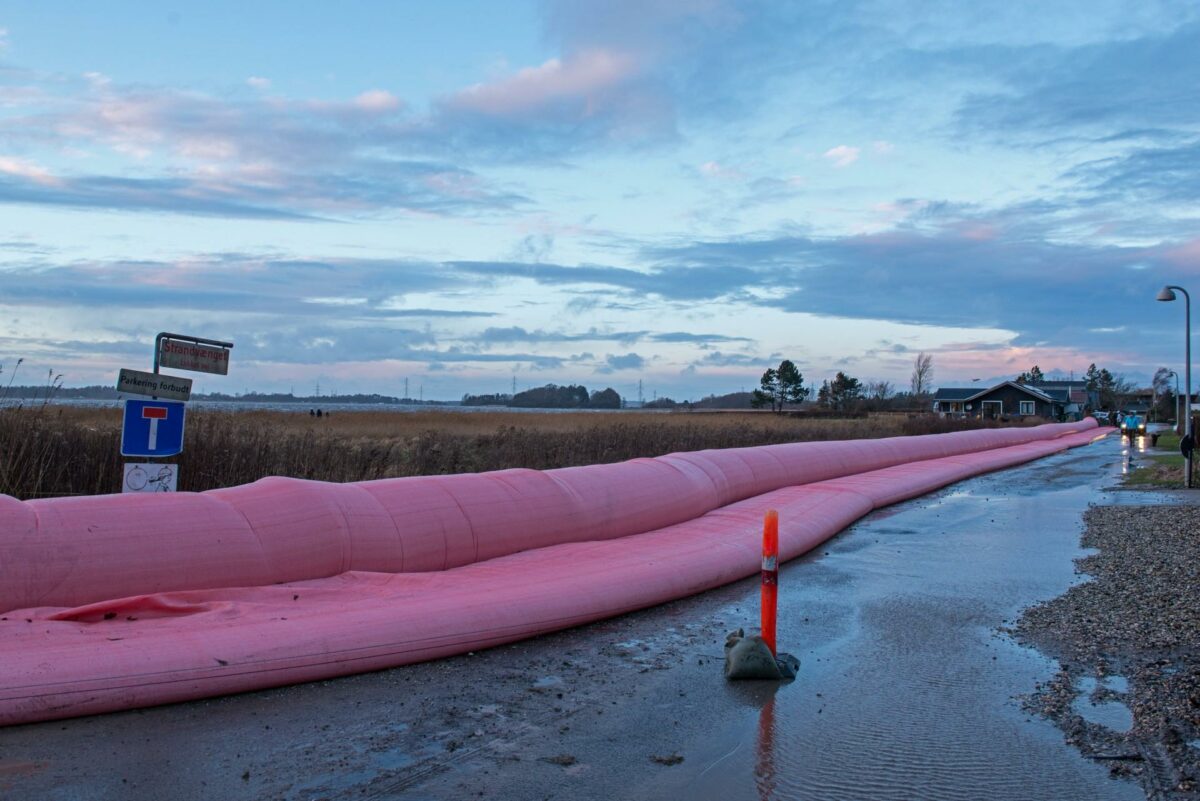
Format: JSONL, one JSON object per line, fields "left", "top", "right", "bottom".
{"left": 115, "top": 333, "right": 234, "bottom": 493}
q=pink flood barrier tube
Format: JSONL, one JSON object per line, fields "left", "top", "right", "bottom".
{"left": 0, "top": 421, "right": 1106, "bottom": 725}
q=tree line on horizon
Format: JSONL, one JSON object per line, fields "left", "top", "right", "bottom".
{"left": 463, "top": 384, "right": 623, "bottom": 409}
{"left": 747, "top": 353, "right": 937, "bottom": 414}
{"left": 745, "top": 354, "right": 1167, "bottom": 417}
{"left": 2, "top": 354, "right": 1169, "bottom": 415}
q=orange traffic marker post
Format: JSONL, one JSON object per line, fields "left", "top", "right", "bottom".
{"left": 761, "top": 509, "right": 779, "bottom": 656}
{"left": 723, "top": 510, "right": 798, "bottom": 680}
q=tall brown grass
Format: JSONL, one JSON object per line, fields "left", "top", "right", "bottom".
{"left": 0, "top": 406, "right": 1022, "bottom": 499}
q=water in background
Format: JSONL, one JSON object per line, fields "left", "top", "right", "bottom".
{"left": 0, "top": 398, "right": 646, "bottom": 414}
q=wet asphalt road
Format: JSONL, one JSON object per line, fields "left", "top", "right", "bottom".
{"left": 0, "top": 435, "right": 1164, "bottom": 800}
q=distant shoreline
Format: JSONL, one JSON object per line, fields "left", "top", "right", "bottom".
{"left": 0, "top": 397, "right": 666, "bottom": 414}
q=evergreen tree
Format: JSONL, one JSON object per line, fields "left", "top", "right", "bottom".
{"left": 1016, "top": 365, "right": 1044, "bottom": 385}
{"left": 827, "top": 371, "right": 863, "bottom": 411}
{"left": 751, "top": 360, "right": 809, "bottom": 413}
{"left": 751, "top": 368, "right": 780, "bottom": 411}
{"left": 1097, "top": 368, "right": 1118, "bottom": 408}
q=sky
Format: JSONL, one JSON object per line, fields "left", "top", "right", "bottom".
{"left": 0, "top": 1, "right": 1197, "bottom": 401}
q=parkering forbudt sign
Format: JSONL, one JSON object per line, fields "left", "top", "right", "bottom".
{"left": 158, "top": 338, "right": 230, "bottom": 375}
{"left": 116, "top": 367, "right": 193, "bottom": 402}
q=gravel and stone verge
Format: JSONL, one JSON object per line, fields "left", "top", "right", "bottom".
{"left": 1015, "top": 504, "right": 1200, "bottom": 800}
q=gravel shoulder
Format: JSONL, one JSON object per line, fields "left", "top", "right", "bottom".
{"left": 1015, "top": 504, "right": 1200, "bottom": 799}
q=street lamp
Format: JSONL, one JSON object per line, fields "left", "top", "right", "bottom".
{"left": 1157, "top": 285, "right": 1192, "bottom": 487}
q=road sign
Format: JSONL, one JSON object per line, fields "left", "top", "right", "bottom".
{"left": 123, "top": 463, "right": 178, "bottom": 493}
{"left": 116, "top": 368, "right": 193, "bottom": 401}
{"left": 158, "top": 338, "right": 231, "bottom": 375}
{"left": 121, "top": 399, "right": 186, "bottom": 457}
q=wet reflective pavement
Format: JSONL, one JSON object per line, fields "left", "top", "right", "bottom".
{"left": 0, "top": 434, "right": 1178, "bottom": 800}
{"left": 651, "top": 435, "right": 1147, "bottom": 801}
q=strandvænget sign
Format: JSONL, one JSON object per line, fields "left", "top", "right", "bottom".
{"left": 158, "top": 339, "right": 230, "bottom": 375}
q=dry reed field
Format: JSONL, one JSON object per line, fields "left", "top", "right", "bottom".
{"left": 0, "top": 405, "right": 1010, "bottom": 499}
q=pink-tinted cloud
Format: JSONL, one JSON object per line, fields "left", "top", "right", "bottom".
{"left": 352, "top": 89, "right": 402, "bottom": 113}
{"left": 0, "top": 75, "right": 523, "bottom": 217}
{"left": 823, "top": 145, "right": 860, "bottom": 167}
{"left": 954, "top": 222, "right": 1000, "bottom": 242}
{"left": 930, "top": 342, "right": 1145, "bottom": 385}
{"left": 447, "top": 48, "right": 638, "bottom": 118}
{"left": 1159, "top": 238, "right": 1200, "bottom": 271}
{"left": 0, "top": 156, "right": 61, "bottom": 186}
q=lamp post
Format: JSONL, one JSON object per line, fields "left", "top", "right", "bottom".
{"left": 1157, "top": 286, "right": 1192, "bottom": 487}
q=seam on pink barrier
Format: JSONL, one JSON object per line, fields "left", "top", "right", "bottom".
{"left": 342, "top": 482, "right": 406, "bottom": 572}
{"left": 205, "top": 492, "right": 273, "bottom": 582}
{"left": 435, "top": 479, "right": 483, "bottom": 568}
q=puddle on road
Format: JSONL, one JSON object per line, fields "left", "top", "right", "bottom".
{"left": 1073, "top": 698, "right": 1134, "bottom": 733}
{"left": 1073, "top": 676, "right": 1134, "bottom": 733}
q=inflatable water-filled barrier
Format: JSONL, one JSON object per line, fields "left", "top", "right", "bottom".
{"left": 0, "top": 420, "right": 1107, "bottom": 725}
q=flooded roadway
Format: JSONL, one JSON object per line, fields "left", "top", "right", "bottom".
{"left": 0, "top": 434, "right": 1162, "bottom": 800}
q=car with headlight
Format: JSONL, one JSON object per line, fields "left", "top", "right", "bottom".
{"left": 1120, "top": 412, "right": 1146, "bottom": 440}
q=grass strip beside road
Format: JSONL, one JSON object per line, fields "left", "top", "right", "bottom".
{"left": 1125, "top": 431, "right": 1189, "bottom": 488}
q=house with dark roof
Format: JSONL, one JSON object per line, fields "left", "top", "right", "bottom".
{"left": 931, "top": 387, "right": 977, "bottom": 415}
{"left": 933, "top": 380, "right": 1087, "bottom": 420}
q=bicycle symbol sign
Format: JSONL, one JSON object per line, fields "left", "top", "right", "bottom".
{"left": 122, "top": 462, "right": 178, "bottom": 493}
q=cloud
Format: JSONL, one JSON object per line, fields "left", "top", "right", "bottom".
{"left": 1066, "top": 139, "right": 1200, "bottom": 205}
{"left": 823, "top": 145, "right": 860, "bottom": 168}
{"left": 353, "top": 89, "right": 402, "bottom": 112}
{"left": 0, "top": 173, "right": 318, "bottom": 220}
{"left": 0, "top": 156, "right": 60, "bottom": 186}
{"left": 954, "top": 20, "right": 1200, "bottom": 139}
{"left": 649, "top": 331, "right": 753, "bottom": 343}
{"left": 0, "top": 159, "right": 524, "bottom": 220}
{"left": 448, "top": 49, "right": 637, "bottom": 117}
{"left": 449, "top": 259, "right": 759, "bottom": 301}
{"left": 0, "top": 254, "right": 469, "bottom": 316}
{"left": 690, "top": 350, "right": 763, "bottom": 367}
{"left": 0, "top": 76, "right": 524, "bottom": 218}
{"left": 477, "top": 326, "right": 645, "bottom": 345}
{"left": 639, "top": 216, "right": 1197, "bottom": 361}
{"left": 699, "top": 161, "right": 742, "bottom": 180}
{"left": 246, "top": 76, "right": 271, "bottom": 90}
{"left": 602, "top": 352, "right": 645, "bottom": 371}
{"left": 425, "top": 54, "right": 675, "bottom": 159}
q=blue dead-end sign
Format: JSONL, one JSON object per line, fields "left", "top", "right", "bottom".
{"left": 121, "top": 399, "right": 186, "bottom": 457}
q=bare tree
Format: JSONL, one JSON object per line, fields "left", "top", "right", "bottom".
{"left": 867, "top": 380, "right": 893, "bottom": 401}
{"left": 864, "top": 380, "right": 894, "bottom": 412}
{"left": 1110, "top": 372, "right": 1137, "bottom": 410}
{"left": 1152, "top": 367, "right": 1175, "bottom": 421}
{"left": 1152, "top": 367, "right": 1174, "bottom": 397}
{"left": 910, "top": 352, "right": 934, "bottom": 396}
